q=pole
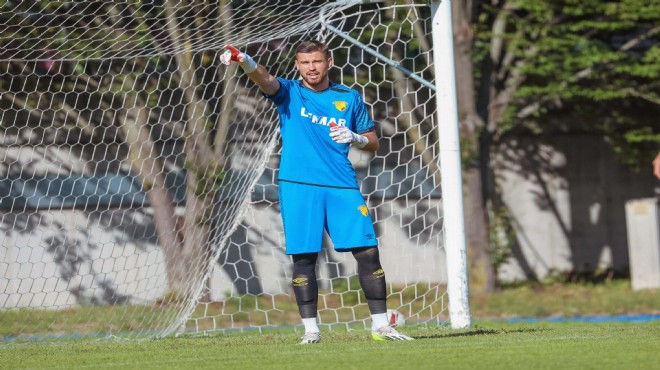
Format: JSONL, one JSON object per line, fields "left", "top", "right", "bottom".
{"left": 431, "top": 0, "right": 471, "bottom": 329}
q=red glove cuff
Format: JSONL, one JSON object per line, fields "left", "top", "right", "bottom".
{"left": 224, "top": 45, "right": 242, "bottom": 62}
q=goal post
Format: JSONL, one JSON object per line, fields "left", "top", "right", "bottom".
{"left": 431, "top": 0, "right": 471, "bottom": 330}
{"left": 0, "top": 0, "right": 470, "bottom": 342}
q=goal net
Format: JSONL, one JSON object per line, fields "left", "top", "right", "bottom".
{"left": 0, "top": 0, "right": 462, "bottom": 341}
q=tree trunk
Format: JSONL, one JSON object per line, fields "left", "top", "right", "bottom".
{"left": 118, "top": 91, "right": 188, "bottom": 295}
{"left": 452, "top": 0, "right": 496, "bottom": 293}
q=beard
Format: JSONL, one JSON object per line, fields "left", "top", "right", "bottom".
{"left": 302, "top": 72, "right": 327, "bottom": 88}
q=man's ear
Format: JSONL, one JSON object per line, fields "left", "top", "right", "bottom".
{"left": 328, "top": 57, "right": 333, "bottom": 68}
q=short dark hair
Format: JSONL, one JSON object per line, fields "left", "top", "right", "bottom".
{"left": 295, "top": 40, "right": 331, "bottom": 60}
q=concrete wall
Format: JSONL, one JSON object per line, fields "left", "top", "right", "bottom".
{"left": 1, "top": 143, "right": 447, "bottom": 309}
{"left": 1, "top": 200, "right": 447, "bottom": 308}
{"left": 493, "top": 134, "right": 659, "bottom": 281}
{"left": 0, "top": 209, "right": 167, "bottom": 308}
{"left": 3, "top": 134, "right": 657, "bottom": 309}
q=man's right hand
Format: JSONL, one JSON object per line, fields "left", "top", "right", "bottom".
{"left": 220, "top": 45, "right": 258, "bottom": 73}
{"left": 653, "top": 152, "right": 660, "bottom": 180}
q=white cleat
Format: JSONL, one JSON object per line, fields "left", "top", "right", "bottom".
{"left": 299, "top": 331, "right": 321, "bottom": 344}
{"left": 371, "top": 326, "right": 414, "bottom": 341}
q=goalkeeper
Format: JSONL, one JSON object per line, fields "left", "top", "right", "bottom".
{"left": 222, "top": 40, "right": 413, "bottom": 343}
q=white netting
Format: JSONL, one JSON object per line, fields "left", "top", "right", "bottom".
{"left": 0, "top": 0, "right": 448, "bottom": 342}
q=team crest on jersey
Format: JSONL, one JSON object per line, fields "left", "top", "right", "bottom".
{"left": 332, "top": 101, "right": 348, "bottom": 112}
{"left": 358, "top": 205, "right": 369, "bottom": 216}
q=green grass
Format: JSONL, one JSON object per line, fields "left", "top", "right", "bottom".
{"left": 471, "top": 280, "right": 660, "bottom": 318}
{"left": 1, "top": 321, "right": 658, "bottom": 370}
{"left": 0, "top": 304, "right": 183, "bottom": 339}
{"left": 1, "top": 280, "right": 658, "bottom": 369}
{"left": 4, "top": 279, "right": 656, "bottom": 339}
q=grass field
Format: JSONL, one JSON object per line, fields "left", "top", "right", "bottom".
{"left": 1, "top": 280, "right": 659, "bottom": 370}
{"left": 1, "top": 321, "right": 658, "bottom": 370}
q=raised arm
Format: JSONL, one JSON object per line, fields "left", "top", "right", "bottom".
{"left": 221, "top": 45, "right": 280, "bottom": 96}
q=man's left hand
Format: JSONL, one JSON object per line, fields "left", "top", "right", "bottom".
{"left": 329, "top": 125, "right": 368, "bottom": 148}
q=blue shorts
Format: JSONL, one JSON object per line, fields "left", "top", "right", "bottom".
{"left": 278, "top": 180, "right": 378, "bottom": 255}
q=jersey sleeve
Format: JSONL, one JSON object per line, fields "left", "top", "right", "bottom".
{"left": 265, "top": 77, "right": 292, "bottom": 105}
{"left": 352, "top": 91, "right": 375, "bottom": 134}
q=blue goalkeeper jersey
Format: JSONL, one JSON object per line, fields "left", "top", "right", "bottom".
{"left": 266, "top": 78, "right": 375, "bottom": 188}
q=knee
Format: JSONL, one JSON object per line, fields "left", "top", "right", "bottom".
{"left": 292, "top": 253, "right": 318, "bottom": 277}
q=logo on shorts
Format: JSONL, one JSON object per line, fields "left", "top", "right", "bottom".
{"left": 357, "top": 205, "right": 369, "bottom": 216}
{"left": 292, "top": 277, "right": 308, "bottom": 286}
{"left": 332, "top": 101, "right": 347, "bottom": 112}
{"left": 373, "top": 269, "right": 385, "bottom": 278}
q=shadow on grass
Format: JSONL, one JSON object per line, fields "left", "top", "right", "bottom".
{"left": 413, "top": 326, "right": 548, "bottom": 340}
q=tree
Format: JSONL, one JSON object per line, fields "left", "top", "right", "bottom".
{"left": 455, "top": 0, "right": 659, "bottom": 281}
{"left": 0, "top": 0, "right": 248, "bottom": 298}
{"left": 477, "top": 0, "right": 658, "bottom": 151}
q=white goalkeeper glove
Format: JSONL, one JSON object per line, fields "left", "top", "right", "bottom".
{"left": 329, "top": 124, "right": 369, "bottom": 149}
{"left": 220, "top": 45, "right": 258, "bottom": 73}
